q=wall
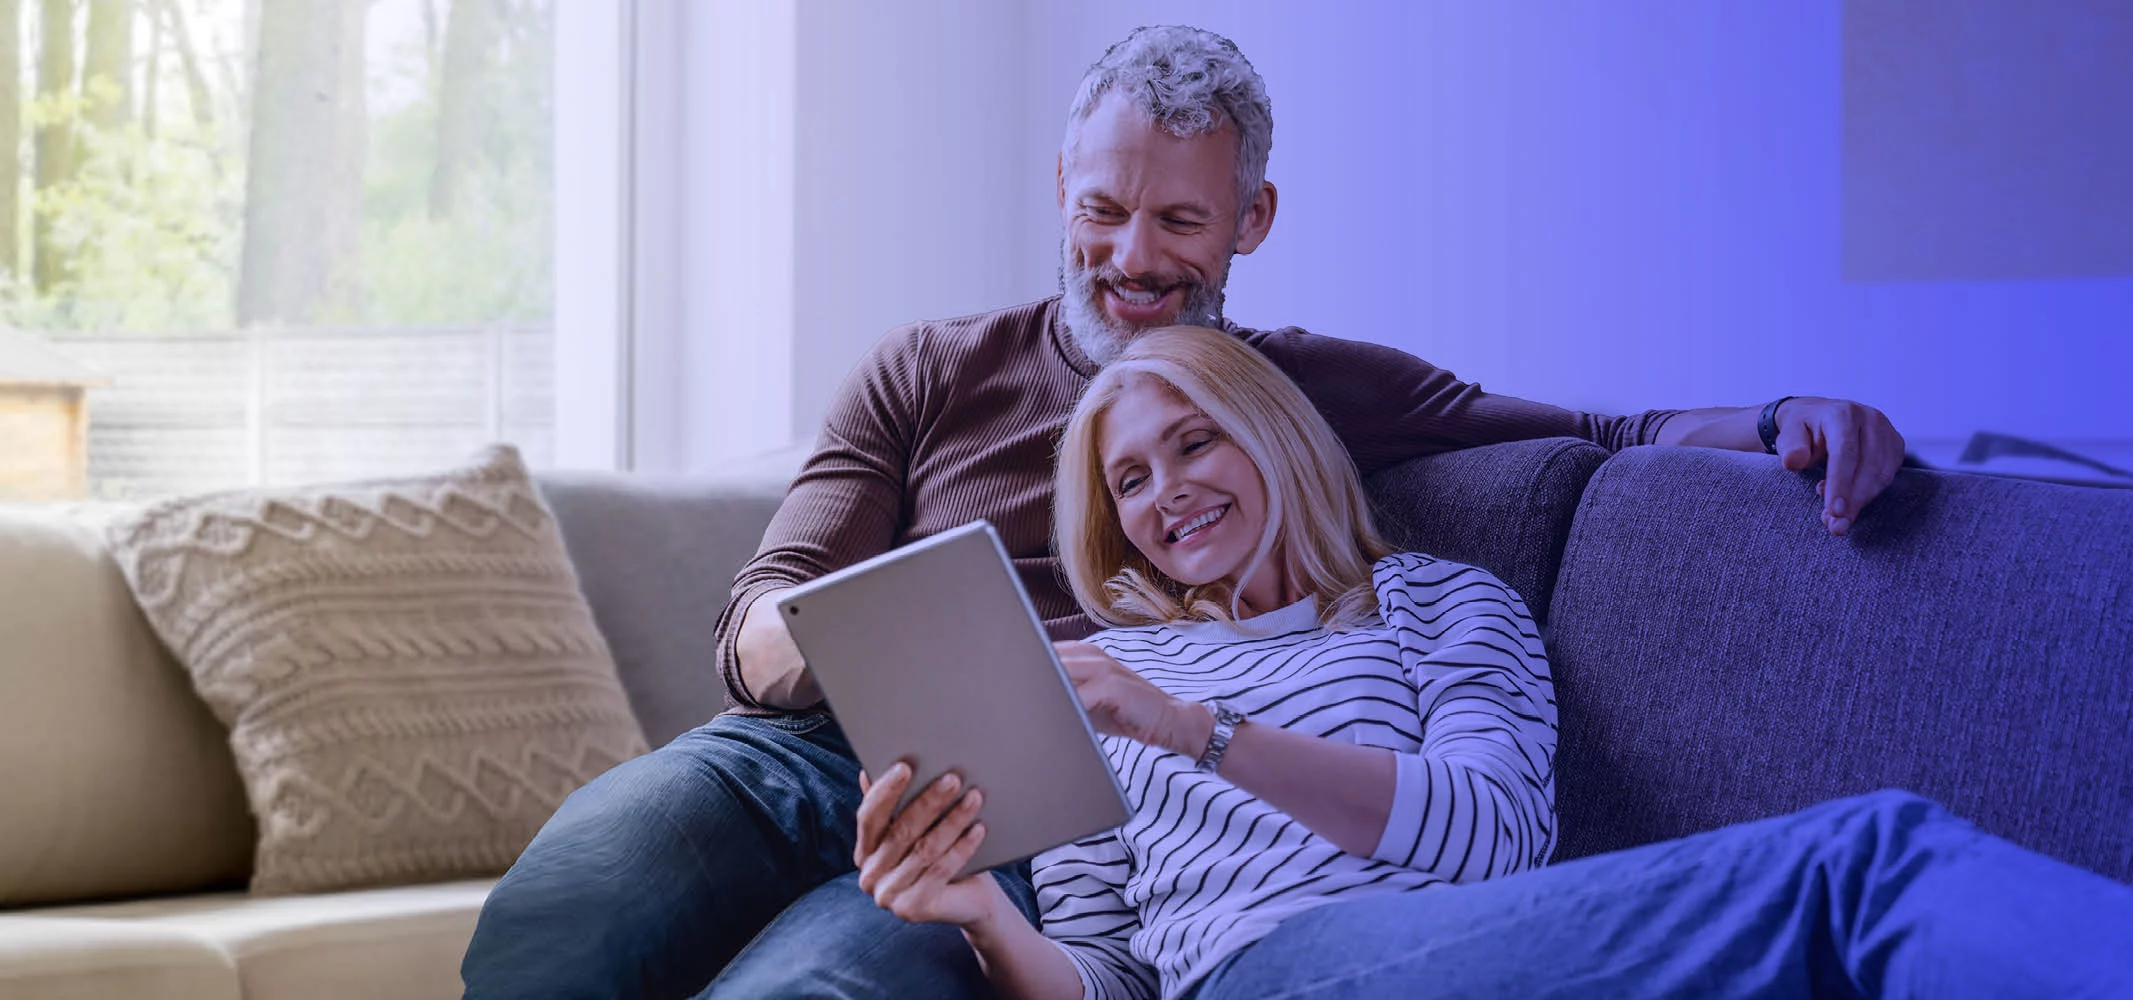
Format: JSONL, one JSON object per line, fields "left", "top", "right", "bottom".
{"left": 789, "top": 0, "right": 1032, "bottom": 444}
{"left": 1015, "top": 2, "right": 2133, "bottom": 462}
{"left": 622, "top": 0, "right": 1030, "bottom": 474}
{"left": 642, "top": 2, "right": 2130, "bottom": 471}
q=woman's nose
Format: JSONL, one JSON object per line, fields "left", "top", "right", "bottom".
{"left": 1154, "top": 472, "right": 1191, "bottom": 509}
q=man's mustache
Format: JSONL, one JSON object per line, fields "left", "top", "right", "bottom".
{"left": 1071, "top": 264, "right": 1203, "bottom": 297}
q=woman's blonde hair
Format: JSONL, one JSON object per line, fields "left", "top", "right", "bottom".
{"left": 1054, "top": 325, "right": 1393, "bottom": 629}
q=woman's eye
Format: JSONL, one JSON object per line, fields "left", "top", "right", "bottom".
{"left": 1117, "top": 476, "right": 1144, "bottom": 496}
{"left": 1182, "top": 437, "right": 1212, "bottom": 454}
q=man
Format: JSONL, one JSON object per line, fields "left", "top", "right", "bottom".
{"left": 463, "top": 25, "right": 1904, "bottom": 999}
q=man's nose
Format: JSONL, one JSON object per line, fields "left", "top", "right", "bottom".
{"left": 1113, "top": 215, "right": 1161, "bottom": 278}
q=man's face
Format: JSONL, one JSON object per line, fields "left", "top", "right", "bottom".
{"left": 1057, "top": 96, "right": 1274, "bottom": 362}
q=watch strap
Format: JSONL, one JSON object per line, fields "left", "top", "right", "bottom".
{"left": 1194, "top": 702, "right": 1244, "bottom": 773}
{"left": 1758, "top": 396, "right": 1798, "bottom": 455}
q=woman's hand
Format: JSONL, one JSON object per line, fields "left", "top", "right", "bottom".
{"left": 854, "top": 762, "right": 1003, "bottom": 929}
{"left": 1055, "top": 640, "right": 1211, "bottom": 758}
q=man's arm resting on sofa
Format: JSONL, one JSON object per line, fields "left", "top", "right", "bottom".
{"left": 735, "top": 589, "right": 824, "bottom": 710}
{"left": 1655, "top": 396, "right": 1906, "bottom": 535}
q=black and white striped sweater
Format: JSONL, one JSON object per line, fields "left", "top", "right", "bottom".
{"left": 1033, "top": 553, "right": 1558, "bottom": 1000}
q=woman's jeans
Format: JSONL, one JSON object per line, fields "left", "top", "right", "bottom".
{"left": 460, "top": 712, "right": 1039, "bottom": 999}
{"left": 1187, "top": 789, "right": 2133, "bottom": 999}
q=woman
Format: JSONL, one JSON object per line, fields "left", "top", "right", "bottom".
{"left": 853, "top": 326, "right": 2132, "bottom": 999}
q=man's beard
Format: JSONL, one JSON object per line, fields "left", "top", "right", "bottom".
{"left": 1057, "top": 239, "right": 1230, "bottom": 366}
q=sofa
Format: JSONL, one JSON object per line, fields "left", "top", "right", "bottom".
{"left": 2, "top": 439, "right": 2126, "bottom": 998}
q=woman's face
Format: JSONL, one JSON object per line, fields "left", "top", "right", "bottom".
{"left": 1095, "top": 376, "right": 1275, "bottom": 604}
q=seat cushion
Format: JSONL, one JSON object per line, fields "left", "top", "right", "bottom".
{"left": 103, "top": 445, "right": 649, "bottom": 894}
{"left": 0, "top": 506, "right": 255, "bottom": 907}
{"left": 23, "top": 879, "right": 493, "bottom": 1000}
{"left": 0, "top": 917, "right": 240, "bottom": 1000}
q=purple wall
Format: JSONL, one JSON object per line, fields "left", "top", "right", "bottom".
{"left": 1017, "top": 2, "right": 2133, "bottom": 457}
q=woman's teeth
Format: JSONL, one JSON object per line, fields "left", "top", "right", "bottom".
{"left": 1168, "top": 505, "right": 1229, "bottom": 543}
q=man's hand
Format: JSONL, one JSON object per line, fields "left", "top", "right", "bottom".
{"left": 853, "top": 763, "right": 1002, "bottom": 928}
{"left": 1055, "top": 641, "right": 1210, "bottom": 758}
{"left": 1769, "top": 397, "right": 1906, "bottom": 536}
{"left": 736, "top": 589, "right": 822, "bottom": 709}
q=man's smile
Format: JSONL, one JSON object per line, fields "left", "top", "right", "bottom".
{"left": 1102, "top": 281, "right": 1184, "bottom": 326}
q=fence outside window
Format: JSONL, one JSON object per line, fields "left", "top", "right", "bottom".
{"left": 44, "top": 326, "right": 553, "bottom": 500}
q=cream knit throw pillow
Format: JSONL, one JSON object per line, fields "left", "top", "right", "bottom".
{"left": 105, "top": 444, "right": 649, "bottom": 894}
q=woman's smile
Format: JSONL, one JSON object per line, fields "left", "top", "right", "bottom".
{"left": 1165, "top": 503, "right": 1231, "bottom": 545}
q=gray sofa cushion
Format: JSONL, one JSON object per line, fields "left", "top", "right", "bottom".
{"left": 1364, "top": 438, "right": 1608, "bottom": 626}
{"left": 1546, "top": 446, "right": 2133, "bottom": 881}
{"left": 537, "top": 472, "right": 787, "bottom": 747}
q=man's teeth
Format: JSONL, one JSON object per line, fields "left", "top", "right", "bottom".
{"left": 1169, "top": 505, "right": 1228, "bottom": 543}
{"left": 1111, "top": 285, "right": 1164, "bottom": 305}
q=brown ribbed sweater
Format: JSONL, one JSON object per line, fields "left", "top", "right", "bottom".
{"left": 712, "top": 297, "right": 1677, "bottom": 713}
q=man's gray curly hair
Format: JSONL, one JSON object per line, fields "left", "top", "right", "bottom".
{"left": 1062, "top": 26, "right": 1273, "bottom": 223}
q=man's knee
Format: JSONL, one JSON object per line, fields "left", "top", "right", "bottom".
{"left": 466, "top": 726, "right": 831, "bottom": 995}
{"left": 465, "top": 746, "right": 719, "bottom": 978}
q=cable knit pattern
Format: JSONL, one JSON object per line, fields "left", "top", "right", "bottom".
{"left": 104, "top": 444, "right": 649, "bottom": 894}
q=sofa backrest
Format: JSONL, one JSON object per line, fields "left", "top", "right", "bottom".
{"left": 535, "top": 471, "right": 788, "bottom": 748}
{"left": 545, "top": 439, "right": 1608, "bottom": 749}
{"left": 0, "top": 507, "right": 255, "bottom": 908}
{"left": 1545, "top": 447, "right": 2133, "bottom": 882}
{"left": 1364, "top": 437, "right": 1608, "bottom": 626}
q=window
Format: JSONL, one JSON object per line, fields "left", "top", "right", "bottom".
{"left": 0, "top": 0, "right": 558, "bottom": 502}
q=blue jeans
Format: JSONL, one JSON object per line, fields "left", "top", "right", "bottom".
{"left": 1187, "top": 790, "right": 2133, "bottom": 999}
{"left": 460, "top": 713, "right": 1039, "bottom": 999}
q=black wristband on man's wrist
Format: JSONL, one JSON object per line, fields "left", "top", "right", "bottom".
{"left": 1758, "top": 396, "right": 1798, "bottom": 455}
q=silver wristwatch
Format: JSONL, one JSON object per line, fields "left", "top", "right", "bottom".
{"left": 1194, "top": 702, "right": 1246, "bottom": 773}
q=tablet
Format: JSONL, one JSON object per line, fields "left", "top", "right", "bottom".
{"left": 776, "top": 520, "right": 1130, "bottom": 876}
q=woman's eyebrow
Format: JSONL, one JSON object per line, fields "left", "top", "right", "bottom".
{"left": 1102, "top": 413, "right": 1207, "bottom": 476}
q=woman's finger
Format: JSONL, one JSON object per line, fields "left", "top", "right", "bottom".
{"left": 871, "top": 770, "right": 965, "bottom": 874}
{"left": 860, "top": 781, "right": 965, "bottom": 896}
{"left": 852, "top": 761, "right": 912, "bottom": 863}
{"left": 929, "top": 817, "right": 987, "bottom": 884}
{"left": 875, "top": 790, "right": 984, "bottom": 902}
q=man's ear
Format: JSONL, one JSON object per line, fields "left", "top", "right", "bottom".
{"left": 1234, "top": 181, "right": 1278, "bottom": 255}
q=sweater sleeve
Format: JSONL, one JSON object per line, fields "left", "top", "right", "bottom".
{"left": 1366, "top": 554, "right": 1559, "bottom": 880}
{"left": 711, "top": 326, "right": 926, "bottom": 711}
{"left": 1246, "top": 327, "right": 1681, "bottom": 475}
{"left": 1032, "top": 832, "right": 1160, "bottom": 1000}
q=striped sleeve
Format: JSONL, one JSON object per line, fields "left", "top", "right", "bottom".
{"left": 1367, "top": 554, "right": 1559, "bottom": 879}
{"left": 1032, "top": 831, "right": 1159, "bottom": 1000}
